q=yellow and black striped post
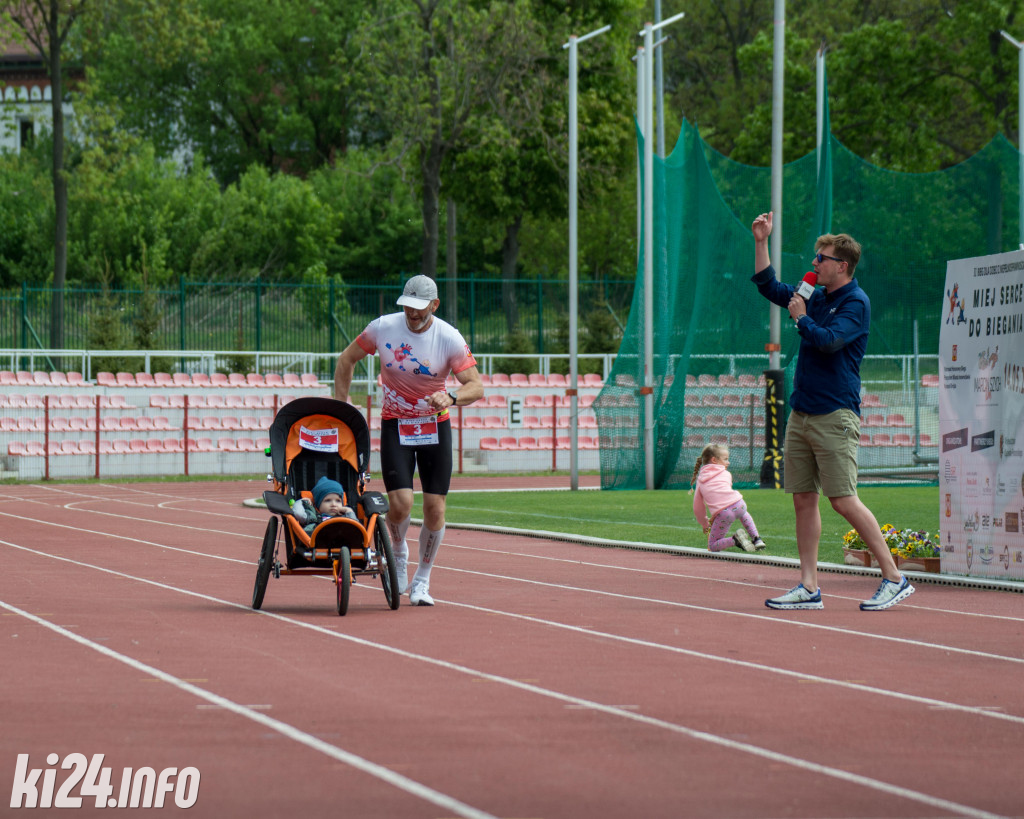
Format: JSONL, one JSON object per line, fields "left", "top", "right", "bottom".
{"left": 760, "top": 369, "right": 786, "bottom": 489}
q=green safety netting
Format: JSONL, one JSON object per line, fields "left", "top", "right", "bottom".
{"left": 597, "top": 84, "right": 1022, "bottom": 490}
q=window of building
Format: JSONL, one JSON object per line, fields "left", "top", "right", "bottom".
{"left": 19, "top": 119, "right": 34, "bottom": 149}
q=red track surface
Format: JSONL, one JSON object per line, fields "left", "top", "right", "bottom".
{"left": 1, "top": 479, "right": 1021, "bottom": 819}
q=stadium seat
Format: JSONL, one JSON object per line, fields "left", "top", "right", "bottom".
{"left": 32, "top": 371, "right": 50, "bottom": 385}
{"left": 582, "top": 373, "right": 603, "bottom": 387}
{"left": 537, "top": 436, "right": 556, "bottom": 449}
{"left": 226, "top": 373, "right": 246, "bottom": 387}
{"left": 863, "top": 414, "right": 886, "bottom": 427}
{"left": 55, "top": 394, "right": 77, "bottom": 409}
{"left": 0, "top": 417, "right": 17, "bottom": 431}
{"left": 264, "top": 373, "right": 284, "bottom": 388}
{"left": 920, "top": 434, "right": 936, "bottom": 447}
{"left": 556, "top": 436, "right": 571, "bottom": 449}
{"left": 702, "top": 394, "right": 722, "bottom": 407}
{"left": 26, "top": 441, "right": 46, "bottom": 456}
{"left": 509, "top": 373, "right": 530, "bottom": 387}
{"left": 25, "top": 394, "right": 45, "bottom": 408}
{"left": 725, "top": 414, "right": 745, "bottom": 427}
{"left": 68, "top": 417, "right": 93, "bottom": 432}
{"left": 217, "top": 437, "right": 239, "bottom": 452}
{"left": 246, "top": 373, "right": 266, "bottom": 387}
{"left": 136, "top": 416, "right": 155, "bottom": 431}
{"left": 522, "top": 415, "right": 544, "bottom": 429}
{"left": 871, "top": 433, "right": 892, "bottom": 446}
{"left": 463, "top": 416, "right": 485, "bottom": 429}
{"left": 479, "top": 437, "right": 500, "bottom": 450}
{"left": 15, "top": 371, "right": 32, "bottom": 386}
{"left": 49, "top": 417, "right": 71, "bottom": 432}
{"left": 861, "top": 393, "right": 885, "bottom": 407}
{"left": 78, "top": 440, "right": 96, "bottom": 455}
{"left": 300, "top": 373, "right": 319, "bottom": 387}
{"left": 498, "top": 436, "right": 519, "bottom": 450}
{"left": 485, "top": 394, "right": 507, "bottom": 408}
{"left": 6, "top": 440, "right": 26, "bottom": 454}
{"left": 201, "top": 417, "right": 223, "bottom": 430}
{"left": 145, "top": 438, "right": 165, "bottom": 453}
{"left": 893, "top": 433, "right": 913, "bottom": 446}
{"left": 237, "top": 437, "right": 257, "bottom": 451}
{"left": 282, "top": 373, "right": 302, "bottom": 387}
{"left": 737, "top": 375, "right": 758, "bottom": 387}
{"left": 209, "top": 373, "right": 230, "bottom": 388}
{"left": 528, "top": 373, "right": 546, "bottom": 387}
{"left": 66, "top": 372, "right": 86, "bottom": 387}
{"left": 163, "top": 438, "right": 184, "bottom": 453}
{"left": 225, "top": 395, "right": 245, "bottom": 409}
{"left": 729, "top": 434, "right": 750, "bottom": 447}
{"left": 74, "top": 395, "right": 94, "bottom": 409}
{"left": 718, "top": 374, "right": 738, "bottom": 387}
{"left": 49, "top": 371, "right": 68, "bottom": 387}
{"left": 191, "top": 373, "right": 211, "bottom": 388}
{"left": 887, "top": 413, "right": 910, "bottom": 427}
{"left": 153, "top": 416, "right": 175, "bottom": 431}
{"left": 921, "top": 374, "right": 939, "bottom": 387}
{"left": 0, "top": 370, "right": 16, "bottom": 385}
{"left": 150, "top": 395, "right": 170, "bottom": 409}
{"left": 255, "top": 437, "right": 270, "bottom": 451}
{"left": 491, "top": 373, "right": 512, "bottom": 387}
{"left": 697, "top": 374, "right": 716, "bottom": 387}
{"left": 134, "top": 372, "right": 156, "bottom": 387}
{"left": 115, "top": 372, "right": 135, "bottom": 386}
{"left": 483, "top": 415, "right": 505, "bottom": 429}
{"left": 547, "top": 373, "right": 567, "bottom": 387}
{"left": 578, "top": 436, "right": 599, "bottom": 450}
{"left": 860, "top": 434, "right": 873, "bottom": 446}
{"left": 96, "top": 371, "right": 117, "bottom": 387}
{"left": 240, "top": 416, "right": 262, "bottom": 431}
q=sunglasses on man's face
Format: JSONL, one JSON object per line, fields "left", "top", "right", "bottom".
{"left": 814, "top": 252, "right": 844, "bottom": 264}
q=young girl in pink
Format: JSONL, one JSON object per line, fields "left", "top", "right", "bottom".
{"left": 691, "top": 443, "right": 766, "bottom": 552}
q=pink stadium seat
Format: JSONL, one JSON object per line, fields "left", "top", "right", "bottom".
{"left": 32, "top": 371, "right": 50, "bottom": 385}
{"left": 25, "top": 394, "right": 45, "bottom": 408}
{"left": 578, "top": 436, "right": 599, "bottom": 450}
{"left": 729, "top": 434, "right": 750, "bottom": 447}
{"left": 863, "top": 414, "right": 885, "bottom": 427}
{"left": 163, "top": 438, "right": 183, "bottom": 453}
{"left": 209, "top": 373, "right": 230, "bottom": 388}
{"left": 152, "top": 372, "right": 173, "bottom": 387}
{"left": 246, "top": 373, "right": 266, "bottom": 387}
{"left": 49, "top": 371, "right": 68, "bottom": 387}
{"left": 737, "top": 375, "right": 758, "bottom": 387}
{"left": 264, "top": 373, "right": 284, "bottom": 388}
{"left": 582, "top": 373, "right": 603, "bottom": 388}
{"left": 227, "top": 373, "right": 247, "bottom": 387}
{"left": 202, "top": 394, "right": 223, "bottom": 409}
{"left": 861, "top": 393, "right": 885, "bottom": 407}
{"left": 509, "top": 373, "right": 530, "bottom": 387}
{"left": 522, "top": 416, "right": 544, "bottom": 429}
{"left": 7, "top": 441, "right": 27, "bottom": 456}
{"left": 255, "top": 437, "right": 270, "bottom": 451}
{"left": 134, "top": 372, "right": 155, "bottom": 387}
{"left": 871, "top": 433, "right": 891, "bottom": 446}
{"left": 237, "top": 437, "right": 256, "bottom": 451}
{"left": 484, "top": 394, "right": 507, "bottom": 408}
{"left": 697, "top": 374, "right": 716, "bottom": 387}
{"left": 920, "top": 434, "right": 936, "bottom": 447}
{"left": 221, "top": 416, "right": 241, "bottom": 430}
{"left": 153, "top": 416, "right": 174, "bottom": 431}
{"left": 887, "top": 414, "right": 910, "bottom": 427}
{"left": 115, "top": 372, "right": 135, "bottom": 386}
{"left": 217, "top": 437, "right": 239, "bottom": 452}
{"left": 300, "top": 373, "right": 319, "bottom": 387}
{"left": 240, "top": 416, "right": 262, "bottom": 431}
{"left": 556, "top": 436, "right": 571, "bottom": 449}
{"left": 893, "top": 434, "right": 913, "bottom": 446}
{"left": 96, "top": 371, "right": 117, "bottom": 387}
{"left": 74, "top": 395, "right": 94, "bottom": 409}
{"left": 26, "top": 441, "right": 46, "bottom": 456}
{"left": 150, "top": 394, "right": 169, "bottom": 409}
{"left": 537, "top": 436, "right": 556, "bottom": 449}
{"left": 921, "top": 374, "right": 939, "bottom": 387}
{"left": 0, "top": 370, "right": 16, "bottom": 385}
{"left": 68, "top": 417, "right": 92, "bottom": 432}
{"left": 718, "top": 374, "right": 738, "bottom": 387}
{"left": 547, "top": 373, "right": 568, "bottom": 387}
{"left": 463, "top": 416, "right": 485, "bottom": 429}
{"left": 527, "top": 373, "right": 546, "bottom": 387}
{"left": 725, "top": 414, "right": 745, "bottom": 428}
{"left": 16, "top": 371, "right": 33, "bottom": 385}
{"left": 50, "top": 417, "right": 71, "bottom": 432}
{"left": 54, "top": 394, "right": 76, "bottom": 409}
{"left": 136, "top": 416, "right": 156, "bottom": 431}
{"left": 126, "top": 439, "right": 147, "bottom": 452}
{"left": 201, "top": 417, "right": 223, "bottom": 430}
{"left": 282, "top": 373, "right": 302, "bottom": 387}
{"left": 491, "top": 373, "right": 512, "bottom": 387}
{"left": 498, "top": 436, "right": 519, "bottom": 450}
{"left": 191, "top": 373, "right": 211, "bottom": 388}
{"left": 483, "top": 415, "right": 505, "bottom": 429}
{"left": 860, "top": 434, "right": 873, "bottom": 446}
{"left": 225, "top": 395, "right": 245, "bottom": 409}
{"left": 145, "top": 439, "right": 165, "bottom": 453}
{"left": 66, "top": 372, "right": 85, "bottom": 387}
{"left": 479, "top": 437, "right": 500, "bottom": 450}
{"left": 0, "top": 417, "right": 17, "bottom": 431}
{"left": 78, "top": 440, "right": 96, "bottom": 455}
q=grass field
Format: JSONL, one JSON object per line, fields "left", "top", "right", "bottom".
{"left": 443, "top": 485, "right": 940, "bottom": 563}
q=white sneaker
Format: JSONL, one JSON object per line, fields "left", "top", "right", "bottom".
{"left": 394, "top": 554, "right": 408, "bottom": 595}
{"left": 409, "top": 579, "right": 434, "bottom": 607}
{"left": 860, "top": 576, "right": 914, "bottom": 611}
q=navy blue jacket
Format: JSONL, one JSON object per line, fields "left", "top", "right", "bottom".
{"left": 751, "top": 265, "right": 869, "bottom": 416}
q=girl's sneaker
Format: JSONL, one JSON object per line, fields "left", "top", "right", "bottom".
{"left": 733, "top": 531, "right": 756, "bottom": 552}
{"left": 765, "top": 584, "right": 823, "bottom": 610}
{"left": 751, "top": 537, "right": 767, "bottom": 550}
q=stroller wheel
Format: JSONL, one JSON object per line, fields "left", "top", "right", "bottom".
{"left": 252, "top": 517, "right": 278, "bottom": 610}
{"left": 336, "top": 547, "right": 351, "bottom": 616}
{"left": 373, "top": 517, "right": 400, "bottom": 610}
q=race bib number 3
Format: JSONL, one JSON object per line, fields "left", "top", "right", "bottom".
{"left": 299, "top": 426, "right": 339, "bottom": 452}
{"left": 397, "top": 416, "right": 440, "bottom": 447}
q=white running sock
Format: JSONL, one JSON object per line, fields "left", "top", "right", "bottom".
{"left": 412, "top": 525, "right": 445, "bottom": 585}
{"left": 387, "top": 514, "right": 411, "bottom": 563}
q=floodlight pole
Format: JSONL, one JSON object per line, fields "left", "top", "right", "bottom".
{"left": 816, "top": 44, "right": 826, "bottom": 177}
{"left": 565, "top": 24, "right": 610, "bottom": 491}
{"left": 768, "top": 0, "right": 785, "bottom": 371}
{"left": 1000, "top": 29, "right": 1024, "bottom": 249}
{"left": 639, "top": 11, "right": 685, "bottom": 491}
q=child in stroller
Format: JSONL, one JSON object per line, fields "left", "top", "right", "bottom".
{"left": 292, "top": 476, "right": 358, "bottom": 535}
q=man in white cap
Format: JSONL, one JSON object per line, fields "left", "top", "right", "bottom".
{"left": 334, "top": 274, "right": 483, "bottom": 606}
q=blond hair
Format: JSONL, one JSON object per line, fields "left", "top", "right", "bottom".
{"left": 815, "top": 232, "right": 861, "bottom": 275}
{"left": 688, "top": 443, "right": 728, "bottom": 494}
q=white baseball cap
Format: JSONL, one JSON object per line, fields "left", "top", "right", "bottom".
{"left": 396, "top": 275, "right": 438, "bottom": 309}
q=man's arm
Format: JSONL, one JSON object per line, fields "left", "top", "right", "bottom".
{"left": 427, "top": 365, "right": 484, "bottom": 412}
{"left": 752, "top": 211, "right": 773, "bottom": 273}
{"left": 795, "top": 297, "right": 869, "bottom": 354}
{"left": 333, "top": 339, "right": 369, "bottom": 403}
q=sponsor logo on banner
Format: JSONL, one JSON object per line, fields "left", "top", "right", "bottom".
{"left": 952, "top": 344, "right": 958, "bottom": 361}
{"left": 999, "top": 434, "right": 1022, "bottom": 458}
{"left": 971, "top": 430, "right": 995, "bottom": 452}
{"left": 298, "top": 426, "right": 339, "bottom": 453}
{"left": 943, "top": 428, "right": 968, "bottom": 452}
{"left": 965, "top": 472, "right": 979, "bottom": 497}
{"left": 944, "top": 460, "right": 958, "bottom": 483}
{"left": 963, "top": 511, "right": 980, "bottom": 532}
{"left": 945, "top": 493, "right": 952, "bottom": 517}
{"left": 1005, "top": 359, "right": 1024, "bottom": 395}
{"left": 1006, "top": 511, "right": 1020, "bottom": 533}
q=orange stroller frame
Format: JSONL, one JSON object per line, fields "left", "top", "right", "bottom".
{"left": 252, "top": 396, "right": 400, "bottom": 615}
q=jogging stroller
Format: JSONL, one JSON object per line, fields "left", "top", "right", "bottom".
{"left": 252, "top": 396, "right": 399, "bottom": 615}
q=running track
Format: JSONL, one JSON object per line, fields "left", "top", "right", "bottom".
{"left": 1, "top": 479, "right": 1022, "bottom": 819}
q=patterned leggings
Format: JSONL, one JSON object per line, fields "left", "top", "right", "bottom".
{"left": 708, "top": 499, "right": 759, "bottom": 552}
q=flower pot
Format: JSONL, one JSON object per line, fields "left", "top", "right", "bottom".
{"left": 896, "top": 554, "right": 941, "bottom": 574}
{"left": 842, "top": 546, "right": 875, "bottom": 567}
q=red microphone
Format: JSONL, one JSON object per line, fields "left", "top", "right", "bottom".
{"left": 796, "top": 271, "right": 818, "bottom": 301}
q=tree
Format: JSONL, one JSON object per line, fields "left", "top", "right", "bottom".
{"left": 2, "top": 0, "right": 88, "bottom": 353}
{"left": 357, "top": 0, "right": 540, "bottom": 280}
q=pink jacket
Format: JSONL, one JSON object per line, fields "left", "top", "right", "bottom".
{"left": 692, "top": 463, "right": 743, "bottom": 529}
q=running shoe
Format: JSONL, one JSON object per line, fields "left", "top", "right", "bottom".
{"left": 751, "top": 537, "right": 767, "bottom": 550}
{"left": 733, "top": 531, "right": 756, "bottom": 552}
{"left": 409, "top": 579, "right": 434, "bottom": 607}
{"left": 859, "top": 576, "right": 915, "bottom": 611}
{"left": 765, "top": 583, "right": 823, "bottom": 610}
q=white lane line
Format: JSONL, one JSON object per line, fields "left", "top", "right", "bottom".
{"left": 0, "top": 598, "right": 498, "bottom": 819}
{"left": 0, "top": 542, "right": 1009, "bottom": 819}
{"left": 438, "top": 565, "right": 1024, "bottom": 666}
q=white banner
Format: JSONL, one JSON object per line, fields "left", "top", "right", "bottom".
{"left": 939, "top": 250, "right": 1024, "bottom": 580}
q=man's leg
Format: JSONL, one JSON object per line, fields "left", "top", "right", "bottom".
{"left": 409, "top": 492, "right": 446, "bottom": 605}
{"left": 386, "top": 488, "right": 414, "bottom": 594}
{"left": 793, "top": 491, "right": 822, "bottom": 591}
{"left": 829, "top": 494, "right": 901, "bottom": 582}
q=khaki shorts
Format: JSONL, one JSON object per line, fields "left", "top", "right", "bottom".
{"left": 783, "top": 409, "right": 860, "bottom": 497}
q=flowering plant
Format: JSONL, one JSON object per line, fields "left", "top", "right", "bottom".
{"left": 843, "top": 524, "right": 939, "bottom": 559}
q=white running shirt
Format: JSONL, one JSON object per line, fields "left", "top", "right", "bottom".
{"left": 356, "top": 312, "right": 477, "bottom": 420}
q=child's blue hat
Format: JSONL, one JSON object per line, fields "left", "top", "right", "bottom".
{"left": 312, "top": 476, "right": 345, "bottom": 509}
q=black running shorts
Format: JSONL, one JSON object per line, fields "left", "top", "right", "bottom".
{"left": 378, "top": 417, "right": 453, "bottom": 495}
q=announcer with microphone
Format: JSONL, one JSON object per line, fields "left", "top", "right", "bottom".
{"left": 751, "top": 211, "right": 914, "bottom": 612}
